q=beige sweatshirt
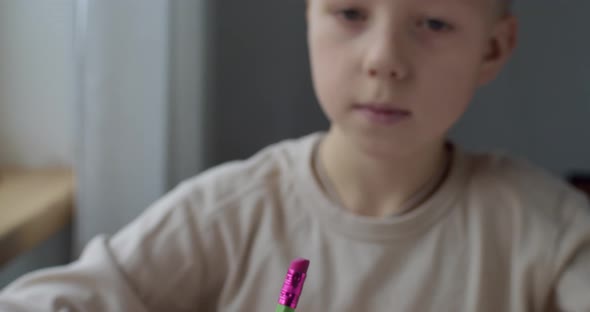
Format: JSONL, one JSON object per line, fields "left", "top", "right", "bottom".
{"left": 1, "top": 133, "right": 589, "bottom": 312}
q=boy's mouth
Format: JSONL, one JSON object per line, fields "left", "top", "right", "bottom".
{"left": 352, "top": 103, "right": 412, "bottom": 125}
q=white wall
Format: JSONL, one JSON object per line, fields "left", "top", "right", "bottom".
{"left": 0, "top": 0, "right": 75, "bottom": 287}
{"left": 75, "top": 0, "right": 171, "bottom": 247}
{"left": 168, "top": 0, "right": 213, "bottom": 184}
{"left": 1, "top": 0, "right": 213, "bottom": 286}
{"left": 0, "top": 0, "right": 75, "bottom": 167}
{"left": 75, "top": 0, "right": 213, "bottom": 248}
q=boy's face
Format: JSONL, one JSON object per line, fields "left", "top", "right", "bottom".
{"left": 307, "top": 0, "right": 517, "bottom": 156}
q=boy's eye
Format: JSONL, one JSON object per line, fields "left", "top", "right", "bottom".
{"left": 337, "top": 8, "right": 366, "bottom": 22}
{"left": 419, "top": 18, "right": 453, "bottom": 32}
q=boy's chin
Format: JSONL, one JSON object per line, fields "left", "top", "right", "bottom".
{"left": 331, "top": 126, "right": 431, "bottom": 160}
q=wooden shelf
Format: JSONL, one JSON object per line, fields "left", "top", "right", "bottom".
{"left": 0, "top": 168, "right": 75, "bottom": 267}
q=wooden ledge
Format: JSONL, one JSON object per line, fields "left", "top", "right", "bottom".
{"left": 0, "top": 168, "right": 75, "bottom": 267}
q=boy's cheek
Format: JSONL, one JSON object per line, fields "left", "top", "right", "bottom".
{"left": 310, "top": 43, "right": 349, "bottom": 79}
{"left": 314, "top": 63, "right": 353, "bottom": 100}
{"left": 311, "top": 60, "right": 351, "bottom": 112}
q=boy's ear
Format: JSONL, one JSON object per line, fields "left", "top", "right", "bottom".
{"left": 478, "top": 15, "right": 518, "bottom": 85}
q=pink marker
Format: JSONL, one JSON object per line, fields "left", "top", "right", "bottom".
{"left": 275, "top": 258, "right": 310, "bottom": 312}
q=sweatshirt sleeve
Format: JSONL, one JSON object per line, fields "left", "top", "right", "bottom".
{"left": 0, "top": 181, "right": 212, "bottom": 312}
{"left": 553, "top": 189, "right": 590, "bottom": 312}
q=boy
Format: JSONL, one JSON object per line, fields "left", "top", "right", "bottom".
{"left": 1, "top": 0, "right": 589, "bottom": 311}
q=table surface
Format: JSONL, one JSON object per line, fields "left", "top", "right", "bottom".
{"left": 0, "top": 168, "right": 75, "bottom": 267}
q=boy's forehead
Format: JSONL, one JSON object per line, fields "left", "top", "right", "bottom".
{"left": 413, "top": 0, "right": 499, "bottom": 12}
{"left": 317, "top": 0, "right": 501, "bottom": 13}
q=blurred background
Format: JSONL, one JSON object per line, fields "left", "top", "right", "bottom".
{"left": 0, "top": 0, "right": 588, "bottom": 287}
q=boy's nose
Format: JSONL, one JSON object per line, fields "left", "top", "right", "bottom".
{"left": 368, "top": 67, "right": 406, "bottom": 80}
{"left": 364, "top": 33, "right": 410, "bottom": 81}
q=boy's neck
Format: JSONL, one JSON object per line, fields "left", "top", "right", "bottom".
{"left": 316, "top": 128, "right": 449, "bottom": 218}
